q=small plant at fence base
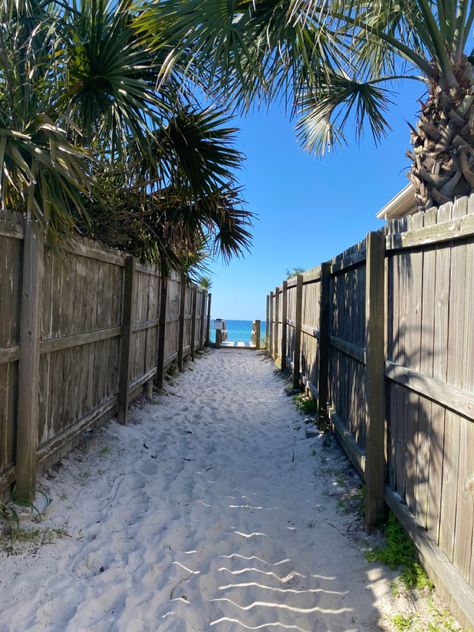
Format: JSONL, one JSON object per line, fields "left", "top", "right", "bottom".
{"left": 0, "top": 500, "right": 20, "bottom": 535}
{"left": 293, "top": 393, "right": 318, "bottom": 414}
{"left": 366, "top": 512, "right": 433, "bottom": 593}
{"left": 1, "top": 492, "right": 65, "bottom": 555}
{"left": 391, "top": 602, "right": 463, "bottom": 632}
{"left": 336, "top": 484, "right": 366, "bottom": 517}
{"left": 293, "top": 394, "right": 331, "bottom": 434}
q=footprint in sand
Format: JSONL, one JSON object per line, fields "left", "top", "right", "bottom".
{"left": 140, "top": 461, "right": 159, "bottom": 476}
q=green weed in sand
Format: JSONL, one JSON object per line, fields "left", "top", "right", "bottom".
{"left": 366, "top": 512, "right": 433, "bottom": 591}
{"left": 391, "top": 602, "right": 464, "bottom": 631}
{"left": 392, "top": 614, "right": 414, "bottom": 631}
{"left": 293, "top": 393, "right": 318, "bottom": 414}
{"left": 0, "top": 526, "right": 68, "bottom": 555}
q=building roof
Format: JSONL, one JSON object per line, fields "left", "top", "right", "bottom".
{"left": 376, "top": 184, "right": 416, "bottom": 221}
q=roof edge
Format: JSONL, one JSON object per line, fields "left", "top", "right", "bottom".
{"left": 376, "top": 184, "right": 416, "bottom": 220}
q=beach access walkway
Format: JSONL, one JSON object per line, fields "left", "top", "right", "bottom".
{"left": 0, "top": 350, "right": 411, "bottom": 631}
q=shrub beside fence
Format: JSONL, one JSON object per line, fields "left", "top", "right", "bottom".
{"left": 266, "top": 194, "right": 474, "bottom": 629}
{"left": 0, "top": 212, "right": 211, "bottom": 501}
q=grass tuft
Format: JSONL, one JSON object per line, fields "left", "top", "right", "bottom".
{"left": 336, "top": 484, "right": 366, "bottom": 517}
{"left": 392, "top": 614, "right": 414, "bottom": 631}
{"left": 293, "top": 393, "right": 318, "bottom": 414}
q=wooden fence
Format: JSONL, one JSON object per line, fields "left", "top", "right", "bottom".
{"left": 266, "top": 194, "right": 474, "bottom": 628}
{"left": 0, "top": 212, "right": 211, "bottom": 501}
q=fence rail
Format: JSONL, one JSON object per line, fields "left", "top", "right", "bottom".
{"left": 266, "top": 194, "right": 474, "bottom": 629}
{"left": 0, "top": 212, "right": 211, "bottom": 500}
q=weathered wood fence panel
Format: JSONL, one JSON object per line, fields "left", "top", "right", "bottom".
{"left": 164, "top": 273, "right": 183, "bottom": 368}
{"left": 266, "top": 194, "right": 474, "bottom": 628}
{"left": 0, "top": 213, "right": 209, "bottom": 499}
{"left": 0, "top": 213, "right": 23, "bottom": 491}
{"left": 328, "top": 243, "right": 367, "bottom": 460}
{"left": 301, "top": 267, "right": 321, "bottom": 399}
{"left": 183, "top": 284, "right": 194, "bottom": 357}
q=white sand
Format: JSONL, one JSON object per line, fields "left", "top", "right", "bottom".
{"left": 0, "top": 350, "right": 417, "bottom": 631}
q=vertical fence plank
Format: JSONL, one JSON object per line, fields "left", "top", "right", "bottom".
{"left": 293, "top": 275, "right": 303, "bottom": 389}
{"left": 206, "top": 293, "right": 212, "bottom": 345}
{"left": 281, "top": 281, "right": 288, "bottom": 371}
{"left": 177, "top": 275, "right": 186, "bottom": 371}
{"left": 318, "top": 262, "right": 331, "bottom": 412}
{"left": 265, "top": 294, "right": 270, "bottom": 349}
{"left": 156, "top": 275, "right": 168, "bottom": 390}
{"left": 117, "top": 256, "right": 136, "bottom": 425}
{"left": 365, "top": 231, "right": 386, "bottom": 530}
{"left": 255, "top": 320, "right": 261, "bottom": 350}
{"left": 16, "top": 221, "right": 44, "bottom": 500}
{"left": 273, "top": 287, "right": 279, "bottom": 360}
{"left": 190, "top": 287, "right": 197, "bottom": 361}
{"left": 199, "top": 291, "right": 206, "bottom": 348}
{"left": 269, "top": 291, "right": 274, "bottom": 355}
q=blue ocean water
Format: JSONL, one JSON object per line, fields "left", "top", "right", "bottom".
{"left": 210, "top": 319, "right": 266, "bottom": 344}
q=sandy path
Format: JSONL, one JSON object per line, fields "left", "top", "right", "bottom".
{"left": 0, "top": 350, "right": 400, "bottom": 631}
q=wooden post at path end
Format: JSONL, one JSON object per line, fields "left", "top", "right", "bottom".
{"left": 254, "top": 320, "right": 261, "bottom": 350}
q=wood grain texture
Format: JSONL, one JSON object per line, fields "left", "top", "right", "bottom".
{"left": 365, "top": 231, "right": 386, "bottom": 529}
{"left": 16, "top": 222, "right": 44, "bottom": 500}
{"left": 117, "top": 257, "right": 136, "bottom": 425}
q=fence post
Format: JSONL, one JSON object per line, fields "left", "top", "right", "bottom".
{"left": 199, "top": 291, "right": 206, "bottom": 348}
{"left": 190, "top": 287, "right": 197, "bottom": 361}
{"left": 317, "top": 262, "right": 331, "bottom": 412}
{"left": 365, "top": 230, "right": 386, "bottom": 530}
{"left": 293, "top": 274, "right": 303, "bottom": 389}
{"left": 156, "top": 275, "right": 168, "bottom": 390}
{"left": 269, "top": 291, "right": 274, "bottom": 354}
{"left": 118, "top": 256, "right": 136, "bottom": 425}
{"left": 16, "top": 220, "right": 44, "bottom": 501}
{"left": 273, "top": 286, "right": 279, "bottom": 360}
{"left": 265, "top": 294, "right": 270, "bottom": 350}
{"left": 206, "top": 293, "right": 212, "bottom": 345}
{"left": 281, "top": 280, "right": 288, "bottom": 371}
{"left": 177, "top": 275, "right": 186, "bottom": 371}
{"left": 254, "top": 320, "right": 261, "bottom": 349}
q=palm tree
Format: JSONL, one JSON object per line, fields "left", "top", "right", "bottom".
{"left": 135, "top": 0, "right": 474, "bottom": 211}
{"left": 0, "top": 1, "right": 91, "bottom": 232}
{"left": 198, "top": 275, "right": 212, "bottom": 290}
{"left": 286, "top": 267, "right": 305, "bottom": 279}
{"left": 0, "top": 0, "right": 253, "bottom": 266}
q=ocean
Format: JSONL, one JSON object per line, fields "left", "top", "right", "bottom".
{"left": 210, "top": 319, "right": 267, "bottom": 344}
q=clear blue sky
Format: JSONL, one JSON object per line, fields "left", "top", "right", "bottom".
{"left": 209, "top": 79, "right": 425, "bottom": 320}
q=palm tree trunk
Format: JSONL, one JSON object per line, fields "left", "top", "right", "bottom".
{"left": 408, "top": 63, "right": 474, "bottom": 211}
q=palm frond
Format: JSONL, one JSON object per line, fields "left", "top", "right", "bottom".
{"left": 151, "top": 106, "right": 244, "bottom": 195}
{"left": 296, "top": 74, "right": 394, "bottom": 155}
{"left": 62, "top": 0, "right": 164, "bottom": 158}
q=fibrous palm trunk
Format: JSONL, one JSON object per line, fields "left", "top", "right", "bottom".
{"left": 408, "top": 60, "right": 474, "bottom": 212}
